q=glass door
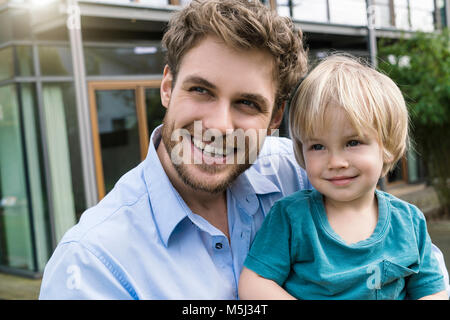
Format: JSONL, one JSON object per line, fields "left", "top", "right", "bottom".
{"left": 0, "top": 85, "right": 34, "bottom": 271}
{"left": 88, "top": 80, "right": 163, "bottom": 200}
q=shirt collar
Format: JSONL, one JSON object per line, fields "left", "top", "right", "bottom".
{"left": 143, "top": 125, "right": 189, "bottom": 247}
{"left": 143, "top": 125, "right": 281, "bottom": 246}
{"left": 243, "top": 165, "right": 281, "bottom": 195}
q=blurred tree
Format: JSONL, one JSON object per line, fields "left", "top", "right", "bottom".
{"left": 378, "top": 28, "right": 450, "bottom": 217}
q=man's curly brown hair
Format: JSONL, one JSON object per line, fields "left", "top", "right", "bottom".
{"left": 162, "top": 0, "right": 308, "bottom": 109}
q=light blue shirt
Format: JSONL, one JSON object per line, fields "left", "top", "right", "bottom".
{"left": 39, "top": 126, "right": 311, "bottom": 299}
{"left": 244, "top": 189, "right": 447, "bottom": 299}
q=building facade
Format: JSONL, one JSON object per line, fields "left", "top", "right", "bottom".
{"left": 0, "top": 0, "right": 448, "bottom": 276}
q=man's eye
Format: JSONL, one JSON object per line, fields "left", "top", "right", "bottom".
{"left": 237, "top": 100, "right": 260, "bottom": 110}
{"left": 347, "top": 140, "right": 361, "bottom": 147}
{"left": 189, "top": 87, "right": 208, "bottom": 94}
{"left": 311, "top": 144, "right": 324, "bottom": 151}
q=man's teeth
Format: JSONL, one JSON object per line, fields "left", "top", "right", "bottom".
{"left": 192, "top": 138, "right": 233, "bottom": 157}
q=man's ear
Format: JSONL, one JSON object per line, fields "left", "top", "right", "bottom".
{"left": 160, "top": 65, "right": 173, "bottom": 109}
{"left": 269, "top": 101, "right": 286, "bottom": 130}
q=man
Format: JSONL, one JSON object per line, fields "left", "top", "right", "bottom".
{"left": 39, "top": 0, "right": 448, "bottom": 299}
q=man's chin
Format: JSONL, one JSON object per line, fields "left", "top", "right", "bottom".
{"left": 173, "top": 162, "right": 250, "bottom": 194}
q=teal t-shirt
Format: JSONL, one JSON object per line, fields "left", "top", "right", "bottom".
{"left": 244, "top": 189, "right": 445, "bottom": 300}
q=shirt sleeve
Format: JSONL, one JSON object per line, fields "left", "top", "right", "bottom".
{"left": 39, "top": 242, "right": 135, "bottom": 300}
{"left": 406, "top": 206, "right": 447, "bottom": 299}
{"left": 243, "top": 200, "right": 293, "bottom": 286}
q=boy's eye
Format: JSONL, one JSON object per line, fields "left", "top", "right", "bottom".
{"left": 347, "top": 140, "right": 360, "bottom": 147}
{"left": 311, "top": 144, "right": 324, "bottom": 151}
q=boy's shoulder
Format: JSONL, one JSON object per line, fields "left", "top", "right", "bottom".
{"left": 272, "top": 189, "right": 319, "bottom": 216}
{"left": 377, "top": 189, "right": 422, "bottom": 214}
{"left": 377, "top": 189, "right": 427, "bottom": 228}
{"left": 278, "top": 188, "right": 317, "bottom": 203}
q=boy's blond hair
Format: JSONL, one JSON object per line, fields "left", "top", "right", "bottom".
{"left": 162, "top": 0, "right": 308, "bottom": 109}
{"left": 288, "top": 54, "right": 409, "bottom": 176}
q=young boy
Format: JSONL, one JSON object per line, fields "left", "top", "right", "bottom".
{"left": 238, "top": 55, "right": 448, "bottom": 300}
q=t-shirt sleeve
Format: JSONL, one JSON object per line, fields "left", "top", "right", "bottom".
{"left": 406, "top": 206, "right": 447, "bottom": 299}
{"left": 243, "top": 200, "right": 293, "bottom": 286}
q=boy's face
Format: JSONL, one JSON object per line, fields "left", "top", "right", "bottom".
{"left": 301, "top": 107, "right": 384, "bottom": 206}
{"left": 159, "top": 35, "right": 283, "bottom": 193}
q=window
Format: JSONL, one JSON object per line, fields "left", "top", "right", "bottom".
{"left": 0, "top": 47, "right": 14, "bottom": 81}
{"left": 38, "top": 46, "right": 73, "bottom": 76}
{"left": 329, "top": 0, "right": 367, "bottom": 26}
{"left": 84, "top": 45, "right": 165, "bottom": 76}
{"left": 0, "top": 84, "right": 36, "bottom": 272}
{"left": 278, "top": 0, "right": 329, "bottom": 23}
{"left": 409, "top": 0, "right": 435, "bottom": 31}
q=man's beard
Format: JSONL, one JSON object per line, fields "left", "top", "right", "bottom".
{"left": 161, "top": 119, "right": 253, "bottom": 194}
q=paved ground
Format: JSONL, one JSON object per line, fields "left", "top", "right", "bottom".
{"left": 0, "top": 272, "right": 41, "bottom": 300}
{"left": 427, "top": 220, "right": 450, "bottom": 269}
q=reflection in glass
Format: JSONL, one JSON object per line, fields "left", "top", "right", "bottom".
{"left": 329, "top": 0, "right": 366, "bottom": 25}
{"left": 16, "top": 46, "right": 34, "bottom": 77}
{"left": 145, "top": 87, "right": 165, "bottom": 136}
{"left": 41, "top": 84, "right": 76, "bottom": 242}
{"left": 20, "top": 83, "right": 51, "bottom": 271}
{"left": 84, "top": 45, "right": 165, "bottom": 76}
{"left": 139, "top": 0, "right": 169, "bottom": 6}
{"left": 410, "top": 0, "right": 435, "bottom": 31}
{"left": 0, "top": 10, "right": 12, "bottom": 44}
{"left": 0, "top": 8, "right": 31, "bottom": 43}
{"left": 0, "top": 85, "right": 34, "bottom": 271}
{"left": 0, "top": 47, "right": 14, "bottom": 81}
{"left": 39, "top": 46, "right": 73, "bottom": 76}
{"left": 42, "top": 83, "right": 85, "bottom": 240}
{"left": 394, "top": 0, "right": 411, "bottom": 30}
{"left": 277, "top": 0, "right": 328, "bottom": 22}
{"left": 96, "top": 90, "right": 141, "bottom": 194}
{"left": 374, "top": 1, "right": 393, "bottom": 28}
{"left": 294, "top": 0, "right": 328, "bottom": 23}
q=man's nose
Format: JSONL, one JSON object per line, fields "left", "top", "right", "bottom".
{"left": 203, "top": 100, "right": 235, "bottom": 134}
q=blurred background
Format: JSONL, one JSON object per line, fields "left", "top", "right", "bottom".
{"left": 0, "top": 0, "right": 449, "bottom": 299}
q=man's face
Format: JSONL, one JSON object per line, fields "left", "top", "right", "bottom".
{"left": 159, "top": 35, "right": 282, "bottom": 194}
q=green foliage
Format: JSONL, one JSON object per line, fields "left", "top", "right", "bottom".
{"left": 378, "top": 29, "right": 450, "bottom": 125}
{"left": 378, "top": 29, "right": 450, "bottom": 216}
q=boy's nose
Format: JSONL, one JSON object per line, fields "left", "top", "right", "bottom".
{"left": 327, "top": 151, "right": 349, "bottom": 169}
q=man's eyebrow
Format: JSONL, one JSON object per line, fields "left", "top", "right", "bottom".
{"left": 183, "top": 76, "right": 217, "bottom": 90}
{"left": 183, "top": 76, "right": 271, "bottom": 109}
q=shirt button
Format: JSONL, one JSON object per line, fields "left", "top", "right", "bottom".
{"left": 215, "top": 242, "right": 223, "bottom": 250}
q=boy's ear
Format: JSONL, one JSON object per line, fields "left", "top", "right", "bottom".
{"left": 269, "top": 101, "right": 286, "bottom": 130}
{"left": 381, "top": 151, "right": 395, "bottom": 177}
{"left": 160, "top": 65, "right": 173, "bottom": 109}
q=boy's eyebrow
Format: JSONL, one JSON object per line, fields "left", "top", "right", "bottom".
{"left": 301, "top": 136, "right": 320, "bottom": 144}
{"left": 342, "top": 131, "right": 367, "bottom": 140}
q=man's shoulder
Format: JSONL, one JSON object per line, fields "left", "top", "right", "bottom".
{"left": 245, "top": 136, "right": 311, "bottom": 194}
{"left": 60, "top": 165, "right": 151, "bottom": 245}
{"left": 258, "top": 136, "right": 294, "bottom": 157}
